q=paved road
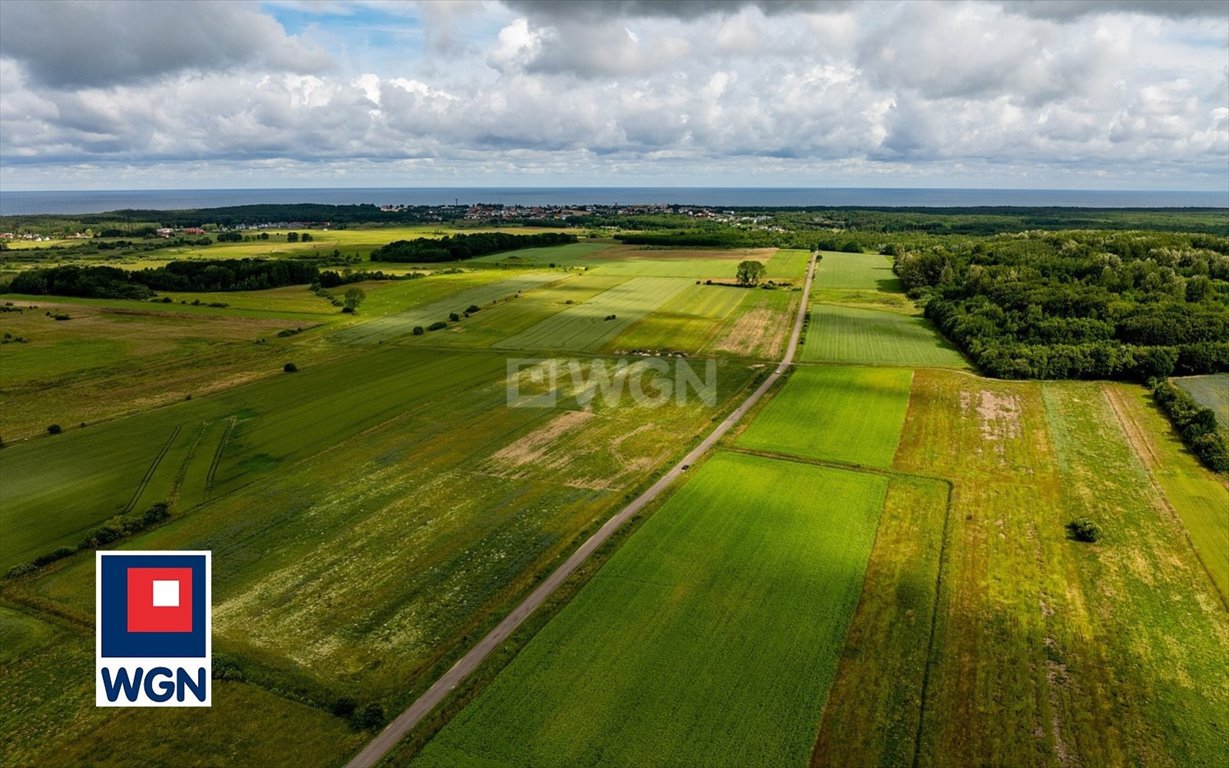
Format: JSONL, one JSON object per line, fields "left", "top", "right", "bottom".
{"left": 345, "top": 254, "right": 818, "bottom": 768}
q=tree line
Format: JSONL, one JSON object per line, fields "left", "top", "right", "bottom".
{"left": 370, "top": 231, "right": 578, "bottom": 262}
{"left": 6, "top": 259, "right": 321, "bottom": 299}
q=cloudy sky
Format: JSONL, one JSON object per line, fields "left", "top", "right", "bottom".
{"left": 1, "top": 0, "right": 1226, "bottom": 190}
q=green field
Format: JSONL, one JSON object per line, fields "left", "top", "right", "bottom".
{"left": 801, "top": 303, "right": 967, "bottom": 367}
{"left": 495, "top": 276, "right": 689, "bottom": 351}
{"left": 604, "top": 282, "right": 747, "bottom": 353}
{"left": 408, "top": 451, "right": 886, "bottom": 768}
{"left": 1174, "top": 373, "right": 1229, "bottom": 425}
{"left": 886, "top": 371, "right": 1229, "bottom": 766}
{"left": 735, "top": 365, "right": 913, "bottom": 468}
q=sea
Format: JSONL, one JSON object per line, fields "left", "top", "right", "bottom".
{"left": 1, "top": 187, "right": 1226, "bottom": 216}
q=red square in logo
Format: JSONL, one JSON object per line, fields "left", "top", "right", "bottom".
{"left": 127, "top": 567, "right": 193, "bottom": 633}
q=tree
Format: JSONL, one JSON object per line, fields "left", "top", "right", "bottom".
{"left": 286, "top": 232, "right": 300, "bottom": 243}
{"left": 343, "top": 287, "right": 366, "bottom": 313}
{"left": 736, "top": 260, "right": 766, "bottom": 286}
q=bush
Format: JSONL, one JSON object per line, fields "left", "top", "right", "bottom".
{"left": 465, "top": 304, "right": 480, "bottom": 314}
{"left": 331, "top": 696, "right": 358, "bottom": 719}
{"left": 412, "top": 326, "right": 425, "bottom": 336}
{"left": 356, "top": 703, "right": 385, "bottom": 730}
{"left": 1066, "top": 517, "right": 1101, "bottom": 543}
{"left": 47, "top": 424, "right": 63, "bottom": 435}
{"left": 283, "top": 362, "right": 298, "bottom": 373}
{"left": 449, "top": 312, "right": 460, "bottom": 322}
{"left": 427, "top": 321, "right": 448, "bottom": 331}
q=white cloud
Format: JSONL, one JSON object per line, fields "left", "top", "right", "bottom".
{"left": 0, "top": 0, "right": 1225, "bottom": 190}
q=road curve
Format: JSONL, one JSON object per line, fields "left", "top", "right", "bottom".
{"left": 345, "top": 253, "right": 818, "bottom": 768}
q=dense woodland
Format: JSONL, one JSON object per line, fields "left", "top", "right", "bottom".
{"left": 892, "top": 230, "right": 1229, "bottom": 380}
{"left": 370, "top": 231, "right": 577, "bottom": 262}
{"left": 6, "top": 260, "right": 321, "bottom": 298}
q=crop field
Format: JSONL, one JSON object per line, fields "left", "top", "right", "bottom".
{"left": 1173, "top": 373, "right": 1229, "bottom": 425}
{"left": 603, "top": 282, "right": 748, "bottom": 353}
{"left": 888, "top": 370, "right": 1229, "bottom": 766}
{"left": 495, "top": 276, "right": 690, "bottom": 352}
{"left": 408, "top": 451, "right": 886, "bottom": 768}
{"left": 735, "top": 365, "right": 912, "bottom": 468}
{"left": 813, "top": 251, "right": 900, "bottom": 291}
{"left": 801, "top": 304, "right": 967, "bottom": 367}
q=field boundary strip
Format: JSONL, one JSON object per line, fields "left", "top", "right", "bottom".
{"left": 341, "top": 252, "right": 819, "bottom": 768}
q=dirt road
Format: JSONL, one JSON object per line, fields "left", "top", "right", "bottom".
{"left": 345, "top": 254, "right": 817, "bottom": 768}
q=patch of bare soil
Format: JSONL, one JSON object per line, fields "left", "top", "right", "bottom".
{"left": 977, "top": 390, "right": 1022, "bottom": 443}
{"left": 486, "top": 409, "right": 594, "bottom": 469}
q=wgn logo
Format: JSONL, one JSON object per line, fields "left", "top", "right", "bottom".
{"left": 96, "top": 551, "right": 211, "bottom": 707}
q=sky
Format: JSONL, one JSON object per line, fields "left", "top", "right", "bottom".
{"left": 0, "top": 0, "right": 1226, "bottom": 191}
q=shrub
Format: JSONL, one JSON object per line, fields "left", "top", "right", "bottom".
{"left": 1066, "top": 517, "right": 1101, "bottom": 543}
{"left": 466, "top": 304, "right": 480, "bottom": 314}
{"left": 47, "top": 424, "right": 63, "bottom": 435}
{"left": 356, "top": 703, "right": 385, "bottom": 730}
{"left": 283, "top": 362, "right": 298, "bottom": 373}
{"left": 427, "top": 321, "right": 448, "bottom": 331}
{"left": 331, "top": 697, "right": 358, "bottom": 719}
{"left": 449, "top": 312, "right": 460, "bottom": 322}
{"left": 412, "top": 326, "right": 425, "bottom": 336}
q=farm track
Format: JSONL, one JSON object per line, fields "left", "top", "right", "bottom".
{"left": 343, "top": 253, "right": 819, "bottom": 768}
{"left": 121, "top": 424, "right": 181, "bottom": 514}
{"left": 1102, "top": 384, "right": 1229, "bottom": 612}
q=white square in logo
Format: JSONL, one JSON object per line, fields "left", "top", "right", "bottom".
{"left": 152, "top": 580, "right": 180, "bottom": 607}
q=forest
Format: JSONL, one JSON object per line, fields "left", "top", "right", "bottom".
{"left": 892, "top": 230, "right": 1229, "bottom": 380}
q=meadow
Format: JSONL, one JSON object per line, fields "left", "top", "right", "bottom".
{"left": 407, "top": 451, "right": 886, "bottom": 768}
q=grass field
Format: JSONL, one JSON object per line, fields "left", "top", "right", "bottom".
{"left": 800, "top": 303, "right": 967, "bottom": 368}
{"left": 813, "top": 251, "right": 900, "bottom": 292}
{"left": 735, "top": 365, "right": 913, "bottom": 468}
{"left": 705, "top": 287, "right": 800, "bottom": 360}
{"left": 1173, "top": 373, "right": 1229, "bottom": 425}
{"left": 408, "top": 451, "right": 886, "bottom": 768}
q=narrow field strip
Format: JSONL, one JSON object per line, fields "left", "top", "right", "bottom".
{"left": 408, "top": 451, "right": 886, "bottom": 768}
{"left": 604, "top": 282, "right": 747, "bottom": 353}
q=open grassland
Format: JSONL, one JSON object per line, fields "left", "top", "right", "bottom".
{"left": 1173, "top": 373, "right": 1229, "bottom": 425}
{"left": 408, "top": 451, "right": 886, "bottom": 768}
{"left": 0, "top": 348, "right": 506, "bottom": 570}
{"left": 1, "top": 355, "right": 757, "bottom": 766}
{"left": 604, "top": 282, "right": 747, "bottom": 353}
{"left": 801, "top": 303, "right": 967, "bottom": 368}
{"left": 891, "top": 370, "right": 1229, "bottom": 766}
{"left": 735, "top": 365, "right": 912, "bottom": 468}
{"left": 810, "top": 251, "right": 914, "bottom": 313}
{"left": 0, "top": 297, "right": 316, "bottom": 388}
{"left": 495, "top": 276, "right": 689, "bottom": 352}
{"left": 1103, "top": 383, "right": 1229, "bottom": 601}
